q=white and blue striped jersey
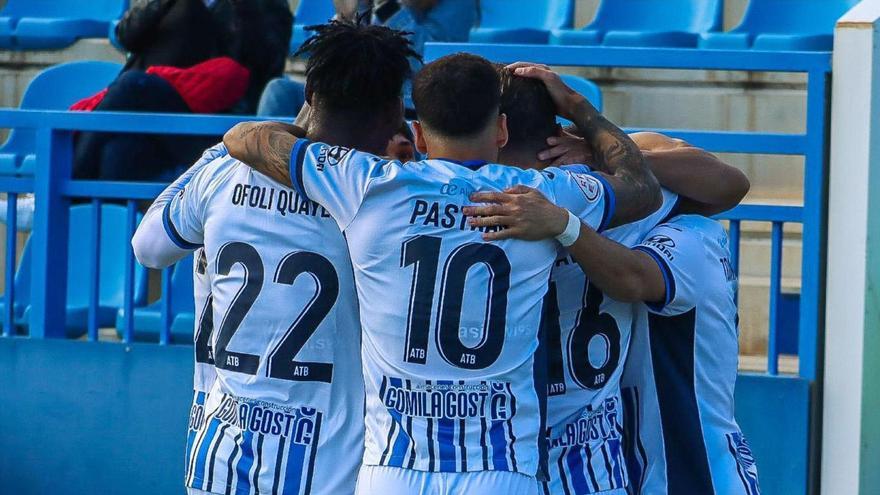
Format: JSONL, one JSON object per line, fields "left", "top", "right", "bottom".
{"left": 289, "top": 140, "right": 615, "bottom": 479}
{"left": 166, "top": 152, "right": 365, "bottom": 495}
{"left": 544, "top": 183, "right": 679, "bottom": 495}
{"left": 185, "top": 247, "right": 217, "bottom": 473}
{"left": 183, "top": 146, "right": 226, "bottom": 474}
{"left": 622, "top": 215, "right": 760, "bottom": 495}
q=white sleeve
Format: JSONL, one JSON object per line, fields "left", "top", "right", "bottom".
{"left": 544, "top": 167, "right": 613, "bottom": 232}
{"left": 132, "top": 143, "right": 225, "bottom": 268}
{"left": 632, "top": 222, "right": 708, "bottom": 315}
{"left": 289, "top": 139, "right": 394, "bottom": 230}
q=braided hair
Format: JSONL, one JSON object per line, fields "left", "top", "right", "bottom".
{"left": 295, "top": 18, "right": 421, "bottom": 115}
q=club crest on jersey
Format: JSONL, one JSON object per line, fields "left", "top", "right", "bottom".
{"left": 570, "top": 172, "right": 601, "bottom": 202}
{"left": 316, "top": 145, "right": 351, "bottom": 171}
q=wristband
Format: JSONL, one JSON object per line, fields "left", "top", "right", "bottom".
{"left": 555, "top": 210, "right": 581, "bottom": 247}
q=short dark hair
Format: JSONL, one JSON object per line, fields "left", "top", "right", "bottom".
{"left": 499, "top": 67, "right": 558, "bottom": 152}
{"left": 296, "top": 19, "right": 420, "bottom": 115}
{"left": 412, "top": 53, "right": 501, "bottom": 138}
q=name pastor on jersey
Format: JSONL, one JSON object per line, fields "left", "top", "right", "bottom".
{"left": 382, "top": 378, "right": 514, "bottom": 421}
{"left": 409, "top": 199, "right": 505, "bottom": 234}
{"left": 230, "top": 183, "right": 331, "bottom": 219}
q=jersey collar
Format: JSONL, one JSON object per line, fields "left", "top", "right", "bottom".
{"left": 436, "top": 158, "right": 489, "bottom": 170}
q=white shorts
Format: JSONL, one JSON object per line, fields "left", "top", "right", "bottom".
{"left": 355, "top": 465, "right": 543, "bottom": 495}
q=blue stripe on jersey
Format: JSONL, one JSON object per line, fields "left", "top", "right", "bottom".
{"left": 223, "top": 431, "right": 243, "bottom": 493}
{"left": 437, "top": 380, "right": 457, "bottom": 472}
{"left": 632, "top": 246, "right": 676, "bottom": 311}
{"left": 582, "top": 440, "right": 601, "bottom": 492}
{"left": 162, "top": 202, "right": 203, "bottom": 249}
{"left": 555, "top": 447, "right": 573, "bottom": 495}
{"left": 387, "top": 377, "right": 413, "bottom": 468}
{"left": 609, "top": 437, "right": 625, "bottom": 488}
{"left": 505, "top": 382, "right": 519, "bottom": 473}
{"left": 192, "top": 416, "right": 222, "bottom": 486}
{"left": 533, "top": 301, "right": 550, "bottom": 480}
{"left": 302, "top": 411, "right": 322, "bottom": 495}
{"left": 489, "top": 419, "right": 509, "bottom": 471}
{"left": 235, "top": 430, "right": 256, "bottom": 494}
{"left": 282, "top": 433, "right": 306, "bottom": 495}
{"left": 289, "top": 138, "right": 311, "bottom": 201}
{"left": 205, "top": 424, "right": 230, "bottom": 491}
{"left": 648, "top": 309, "right": 714, "bottom": 494}
{"left": 479, "top": 415, "right": 490, "bottom": 471}
{"left": 565, "top": 447, "right": 590, "bottom": 494}
{"left": 272, "top": 436, "right": 286, "bottom": 494}
{"left": 622, "top": 387, "right": 648, "bottom": 494}
{"left": 185, "top": 391, "right": 207, "bottom": 474}
{"left": 252, "top": 434, "right": 264, "bottom": 495}
{"left": 587, "top": 172, "right": 616, "bottom": 233}
{"left": 599, "top": 444, "right": 616, "bottom": 489}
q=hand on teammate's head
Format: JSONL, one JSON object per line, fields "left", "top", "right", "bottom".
{"left": 538, "top": 131, "right": 597, "bottom": 167}
{"left": 505, "top": 62, "right": 592, "bottom": 122}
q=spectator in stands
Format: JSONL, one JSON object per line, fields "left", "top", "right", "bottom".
{"left": 117, "top": 0, "right": 292, "bottom": 114}
{"left": 257, "top": 0, "right": 477, "bottom": 117}
{"left": 65, "top": 0, "right": 292, "bottom": 183}
{"left": 71, "top": 57, "right": 249, "bottom": 181}
{"left": 115, "top": 0, "right": 224, "bottom": 72}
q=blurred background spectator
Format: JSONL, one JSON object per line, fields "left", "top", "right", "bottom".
{"left": 257, "top": 0, "right": 477, "bottom": 118}
{"left": 73, "top": 0, "right": 293, "bottom": 183}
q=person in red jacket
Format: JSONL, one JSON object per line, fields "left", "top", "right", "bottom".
{"left": 71, "top": 57, "right": 250, "bottom": 181}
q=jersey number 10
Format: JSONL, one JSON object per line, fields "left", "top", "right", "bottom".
{"left": 400, "top": 235, "right": 511, "bottom": 370}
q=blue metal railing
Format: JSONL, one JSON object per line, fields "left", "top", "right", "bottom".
{"left": 0, "top": 111, "right": 266, "bottom": 345}
{"left": 425, "top": 44, "right": 831, "bottom": 381}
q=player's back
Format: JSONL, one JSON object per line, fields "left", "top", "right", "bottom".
{"left": 352, "top": 160, "right": 560, "bottom": 476}
{"left": 544, "top": 187, "right": 678, "bottom": 494}
{"left": 293, "top": 144, "right": 611, "bottom": 479}
{"left": 175, "top": 155, "right": 364, "bottom": 495}
{"left": 622, "top": 215, "right": 759, "bottom": 495}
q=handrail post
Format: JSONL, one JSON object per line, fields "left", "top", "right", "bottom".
{"left": 800, "top": 69, "right": 832, "bottom": 383}
{"left": 28, "top": 128, "right": 71, "bottom": 338}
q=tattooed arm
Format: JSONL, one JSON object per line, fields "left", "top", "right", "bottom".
{"left": 509, "top": 63, "right": 661, "bottom": 227}
{"left": 223, "top": 121, "right": 307, "bottom": 187}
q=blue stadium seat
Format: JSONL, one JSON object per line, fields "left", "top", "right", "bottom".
{"left": 0, "top": 61, "right": 122, "bottom": 176}
{"left": 470, "top": 0, "right": 574, "bottom": 45}
{"left": 550, "top": 0, "right": 723, "bottom": 48}
{"left": 0, "top": 0, "right": 128, "bottom": 50}
{"left": 115, "top": 254, "right": 197, "bottom": 344}
{"left": 291, "top": 0, "right": 336, "bottom": 54}
{"left": 11, "top": 204, "right": 148, "bottom": 337}
{"left": 699, "top": 0, "right": 858, "bottom": 51}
